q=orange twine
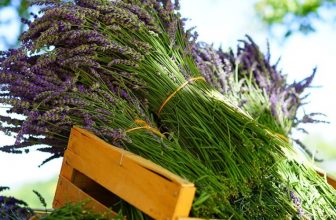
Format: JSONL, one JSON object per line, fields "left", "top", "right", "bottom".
{"left": 274, "top": 132, "right": 289, "bottom": 142}
{"left": 126, "top": 119, "right": 165, "bottom": 138}
{"left": 157, "top": 76, "right": 206, "bottom": 116}
{"left": 265, "top": 129, "right": 289, "bottom": 142}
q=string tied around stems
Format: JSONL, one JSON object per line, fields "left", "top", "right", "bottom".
{"left": 121, "top": 119, "right": 165, "bottom": 166}
{"left": 273, "top": 131, "right": 289, "bottom": 143}
{"left": 126, "top": 119, "right": 165, "bottom": 138}
{"left": 157, "top": 76, "right": 206, "bottom": 116}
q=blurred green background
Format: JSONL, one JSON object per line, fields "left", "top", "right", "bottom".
{"left": 2, "top": 177, "right": 57, "bottom": 208}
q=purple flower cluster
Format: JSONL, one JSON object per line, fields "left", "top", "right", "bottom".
{"left": 192, "top": 42, "right": 230, "bottom": 94}
{"left": 192, "top": 36, "right": 320, "bottom": 131}
{"left": 191, "top": 36, "right": 330, "bottom": 161}
{"left": 290, "top": 191, "right": 305, "bottom": 218}
{"left": 0, "top": 0, "right": 164, "bottom": 162}
{"left": 0, "top": 195, "right": 33, "bottom": 219}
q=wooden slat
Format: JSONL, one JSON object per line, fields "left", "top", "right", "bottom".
{"left": 172, "top": 186, "right": 196, "bottom": 216}
{"left": 326, "top": 176, "right": 336, "bottom": 189}
{"left": 316, "top": 169, "right": 336, "bottom": 189}
{"left": 70, "top": 126, "right": 192, "bottom": 186}
{"left": 62, "top": 126, "right": 195, "bottom": 220}
{"left": 53, "top": 175, "right": 117, "bottom": 218}
{"left": 59, "top": 154, "right": 74, "bottom": 181}
{"left": 327, "top": 176, "right": 336, "bottom": 189}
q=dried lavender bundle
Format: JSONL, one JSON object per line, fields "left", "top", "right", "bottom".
{"left": 43, "top": 1, "right": 336, "bottom": 218}
{"left": 190, "top": 32, "right": 336, "bottom": 219}
{"left": 0, "top": 0, "right": 185, "bottom": 160}
{"left": 25, "top": 63, "right": 298, "bottom": 218}
{"left": 192, "top": 37, "right": 326, "bottom": 134}
{"left": 0, "top": 0, "right": 335, "bottom": 219}
{"left": 108, "top": 24, "right": 336, "bottom": 219}
{"left": 192, "top": 37, "right": 330, "bottom": 163}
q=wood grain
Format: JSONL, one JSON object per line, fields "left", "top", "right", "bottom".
{"left": 53, "top": 176, "right": 117, "bottom": 218}
{"left": 53, "top": 126, "right": 196, "bottom": 220}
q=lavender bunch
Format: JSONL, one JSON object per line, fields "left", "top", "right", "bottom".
{"left": 193, "top": 37, "right": 336, "bottom": 218}
{"left": 29, "top": 66, "right": 298, "bottom": 218}
{"left": 192, "top": 37, "right": 329, "bottom": 162}
{"left": 0, "top": 0, "right": 146, "bottom": 162}
{"left": 1, "top": 1, "right": 292, "bottom": 217}
{"left": 193, "top": 37, "right": 322, "bottom": 133}
{"left": 0, "top": 187, "right": 34, "bottom": 220}
{"left": 67, "top": 2, "right": 336, "bottom": 218}
{"left": 1, "top": 0, "right": 335, "bottom": 219}
{"left": 0, "top": 0, "right": 187, "bottom": 163}
{"left": 0, "top": 47, "right": 77, "bottom": 162}
{"left": 290, "top": 191, "right": 304, "bottom": 218}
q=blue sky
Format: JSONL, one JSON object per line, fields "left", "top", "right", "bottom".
{"left": 0, "top": 0, "right": 335, "bottom": 187}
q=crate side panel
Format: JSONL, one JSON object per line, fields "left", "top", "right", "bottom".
{"left": 71, "top": 127, "right": 193, "bottom": 186}
{"left": 327, "top": 176, "right": 336, "bottom": 189}
{"left": 171, "top": 186, "right": 196, "bottom": 219}
{"left": 53, "top": 175, "right": 117, "bottom": 218}
{"left": 66, "top": 128, "right": 193, "bottom": 219}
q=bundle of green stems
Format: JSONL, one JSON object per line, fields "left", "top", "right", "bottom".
{"left": 1, "top": 0, "right": 335, "bottom": 218}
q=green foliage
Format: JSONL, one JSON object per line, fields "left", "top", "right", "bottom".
{"left": 0, "top": 0, "right": 29, "bottom": 48}
{"left": 1, "top": 178, "right": 57, "bottom": 209}
{"left": 0, "top": 0, "right": 29, "bottom": 17}
{"left": 0, "top": 0, "right": 11, "bottom": 7}
{"left": 255, "top": 0, "right": 336, "bottom": 37}
{"left": 40, "top": 202, "right": 123, "bottom": 220}
{"left": 18, "top": 0, "right": 29, "bottom": 17}
{"left": 0, "top": 186, "right": 34, "bottom": 220}
{"left": 33, "top": 190, "right": 47, "bottom": 209}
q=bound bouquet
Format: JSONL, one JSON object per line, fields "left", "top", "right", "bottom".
{"left": 1, "top": 0, "right": 335, "bottom": 219}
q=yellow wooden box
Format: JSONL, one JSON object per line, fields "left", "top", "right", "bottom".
{"left": 53, "top": 127, "right": 196, "bottom": 219}
{"left": 53, "top": 127, "right": 336, "bottom": 220}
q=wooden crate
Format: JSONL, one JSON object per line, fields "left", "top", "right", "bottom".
{"left": 53, "top": 127, "right": 336, "bottom": 220}
{"left": 53, "top": 127, "right": 196, "bottom": 220}
{"left": 327, "top": 176, "right": 336, "bottom": 189}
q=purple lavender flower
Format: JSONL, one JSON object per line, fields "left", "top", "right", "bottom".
{"left": 290, "top": 191, "right": 305, "bottom": 218}
{"left": 193, "top": 36, "right": 319, "bottom": 133}
{"left": 59, "top": 55, "right": 101, "bottom": 69}
{"left": 0, "top": 0, "right": 150, "bottom": 162}
{"left": 0, "top": 191, "right": 33, "bottom": 219}
{"left": 74, "top": 0, "right": 106, "bottom": 9}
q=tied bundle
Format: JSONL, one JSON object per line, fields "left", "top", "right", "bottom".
{"left": 193, "top": 38, "right": 325, "bottom": 138}
{"left": 0, "top": 0, "right": 335, "bottom": 219}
